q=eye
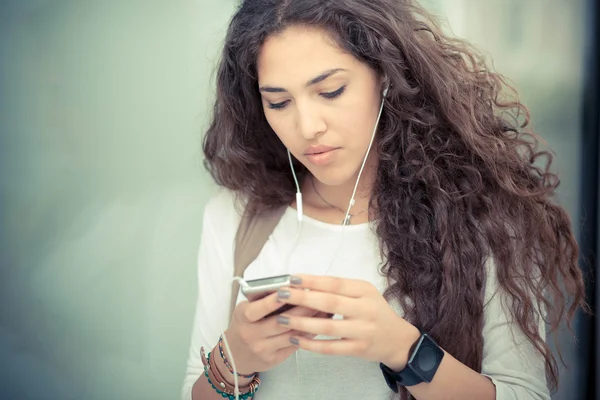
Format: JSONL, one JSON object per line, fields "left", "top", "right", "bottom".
{"left": 321, "top": 85, "right": 346, "bottom": 100}
{"left": 266, "top": 85, "right": 346, "bottom": 110}
{"left": 268, "top": 100, "right": 289, "bottom": 110}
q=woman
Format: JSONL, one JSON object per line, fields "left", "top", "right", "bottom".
{"left": 182, "top": 0, "right": 588, "bottom": 399}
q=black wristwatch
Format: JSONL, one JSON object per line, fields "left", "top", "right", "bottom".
{"left": 379, "top": 332, "right": 444, "bottom": 392}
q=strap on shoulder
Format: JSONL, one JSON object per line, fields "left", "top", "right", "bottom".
{"left": 229, "top": 204, "right": 287, "bottom": 322}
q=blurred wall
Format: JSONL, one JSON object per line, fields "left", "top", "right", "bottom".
{"left": 0, "top": 1, "right": 233, "bottom": 398}
{"left": 0, "top": 1, "right": 591, "bottom": 399}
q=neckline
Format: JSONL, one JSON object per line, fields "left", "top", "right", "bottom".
{"left": 284, "top": 206, "right": 373, "bottom": 232}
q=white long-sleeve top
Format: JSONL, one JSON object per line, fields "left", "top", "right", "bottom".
{"left": 182, "top": 189, "right": 549, "bottom": 400}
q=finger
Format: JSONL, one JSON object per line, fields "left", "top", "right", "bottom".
{"left": 263, "top": 329, "right": 318, "bottom": 346}
{"left": 276, "top": 315, "right": 365, "bottom": 339}
{"left": 239, "top": 292, "right": 288, "bottom": 323}
{"left": 262, "top": 303, "right": 325, "bottom": 320}
{"left": 295, "top": 330, "right": 319, "bottom": 340}
{"left": 314, "top": 311, "right": 335, "bottom": 319}
{"left": 277, "top": 287, "right": 361, "bottom": 317}
{"left": 251, "top": 334, "right": 299, "bottom": 368}
{"left": 285, "top": 309, "right": 333, "bottom": 319}
{"left": 271, "top": 344, "right": 298, "bottom": 365}
{"left": 289, "top": 336, "right": 363, "bottom": 357}
{"left": 260, "top": 307, "right": 325, "bottom": 338}
{"left": 289, "top": 275, "right": 374, "bottom": 298}
{"left": 261, "top": 331, "right": 301, "bottom": 352}
{"left": 284, "top": 306, "right": 324, "bottom": 318}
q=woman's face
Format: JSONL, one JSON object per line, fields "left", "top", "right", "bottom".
{"left": 257, "top": 25, "right": 384, "bottom": 186}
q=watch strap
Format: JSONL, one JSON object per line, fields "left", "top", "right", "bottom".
{"left": 379, "top": 361, "right": 424, "bottom": 391}
{"left": 380, "top": 331, "right": 445, "bottom": 391}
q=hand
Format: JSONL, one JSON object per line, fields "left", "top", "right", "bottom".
{"left": 224, "top": 291, "right": 329, "bottom": 376}
{"left": 274, "top": 275, "right": 421, "bottom": 371}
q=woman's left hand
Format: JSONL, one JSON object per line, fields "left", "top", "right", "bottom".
{"left": 275, "top": 274, "right": 421, "bottom": 370}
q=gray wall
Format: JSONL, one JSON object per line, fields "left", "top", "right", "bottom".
{"left": 0, "top": 1, "right": 232, "bottom": 398}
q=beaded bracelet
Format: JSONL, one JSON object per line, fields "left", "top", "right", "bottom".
{"left": 204, "top": 366, "right": 255, "bottom": 399}
{"left": 204, "top": 368, "right": 255, "bottom": 399}
{"left": 205, "top": 351, "right": 260, "bottom": 399}
{"left": 218, "top": 334, "right": 257, "bottom": 379}
{"left": 200, "top": 347, "right": 261, "bottom": 400}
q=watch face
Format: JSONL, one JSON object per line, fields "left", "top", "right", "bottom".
{"left": 409, "top": 334, "right": 444, "bottom": 383}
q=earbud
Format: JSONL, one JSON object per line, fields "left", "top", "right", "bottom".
{"left": 382, "top": 84, "right": 390, "bottom": 98}
{"left": 382, "top": 76, "right": 390, "bottom": 98}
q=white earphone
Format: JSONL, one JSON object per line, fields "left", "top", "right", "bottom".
{"left": 288, "top": 78, "right": 389, "bottom": 223}
{"left": 287, "top": 149, "right": 303, "bottom": 222}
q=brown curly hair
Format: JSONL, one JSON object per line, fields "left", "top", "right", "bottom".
{"left": 202, "top": 0, "right": 589, "bottom": 397}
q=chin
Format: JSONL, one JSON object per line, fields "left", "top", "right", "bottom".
{"left": 310, "top": 168, "right": 356, "bottom": 187}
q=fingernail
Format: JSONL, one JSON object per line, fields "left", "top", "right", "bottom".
{"left": 277, "top": 290, "right": 290, "bottom": 299}
{"left": 290, "top": 337, "right": 299, "bottom": 345}
{"left": 276, "top": 315, "right": 289, "bottom": 325}
{"left": 290, "top": 276, "right": 302, "bottom": 285}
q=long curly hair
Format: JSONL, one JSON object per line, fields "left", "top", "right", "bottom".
{"left": 202, "top": 0, "right": 588, "bottom": 397}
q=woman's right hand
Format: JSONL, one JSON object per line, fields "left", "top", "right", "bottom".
{"left": 223, "top": 291, "right": 325, "bottom": 375}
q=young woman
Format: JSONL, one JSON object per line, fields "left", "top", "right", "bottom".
{"left": 182, "top": 0, "right": 588, "bottom": 399}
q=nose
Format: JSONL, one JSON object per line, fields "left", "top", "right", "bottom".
{"left": 295, "top": 101, "right": 326, "bottom": 140}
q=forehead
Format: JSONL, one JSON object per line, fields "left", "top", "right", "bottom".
{"left": 257, "top": 25, "right": 360, "bottom": 85}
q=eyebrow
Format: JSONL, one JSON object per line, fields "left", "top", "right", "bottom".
{"left": 258, "top": 68, "right": 346, "bottom": 93}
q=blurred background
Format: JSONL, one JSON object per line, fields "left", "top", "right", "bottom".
{"left": 0, "top": 0, "right": 597, "bottom": 399}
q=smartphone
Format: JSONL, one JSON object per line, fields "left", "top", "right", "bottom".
{"left": 241, "top": 274, "right": 291, "bottom": 301}
{"left": 241, "top": 274, "right": 295, "bottom": 317}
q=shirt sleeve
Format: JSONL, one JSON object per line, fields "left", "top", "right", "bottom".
{"left": 181, "top": 192, "right": 238, "bottom": 400}
{"left": 480, "top": 257, "right": 550, "bottom": 400}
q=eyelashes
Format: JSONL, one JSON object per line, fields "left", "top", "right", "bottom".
{"left": 320, "top": 85, "right": 346, "bottom": 100}
{"left": 268, "top": 101, "right": 288, "bottom": 110}
{"left": 268, "top": 85, "right": 347, "bottom": 110}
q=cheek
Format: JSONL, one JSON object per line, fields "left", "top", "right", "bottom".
{"left": 265, "top": 111, "right": 296, "bottom": 147}
{"left": 333, "top": 101, "right": 379, "bottom": 146}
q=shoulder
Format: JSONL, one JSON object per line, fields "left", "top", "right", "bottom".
{"left": 200, "top": 189, "right": 246, "bottom": 252}
{"left": 203, "top": 188, "right": 245, "bottom": 225}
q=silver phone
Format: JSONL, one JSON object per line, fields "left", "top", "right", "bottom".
{"left": 241, "top": 274, "right": 291, "bottom": 301}
{"left": 241, "top": 274, "right": 335, "bottom": 320}
{"left": 241, "top": 274, "right": 294, "bottom": 317}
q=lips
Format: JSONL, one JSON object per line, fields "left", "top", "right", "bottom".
{"left": 303, "top": 145, "right": 340, "bottom": 166}
{"left": 304, "top": 145, "right": 339, "bottom": 156}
